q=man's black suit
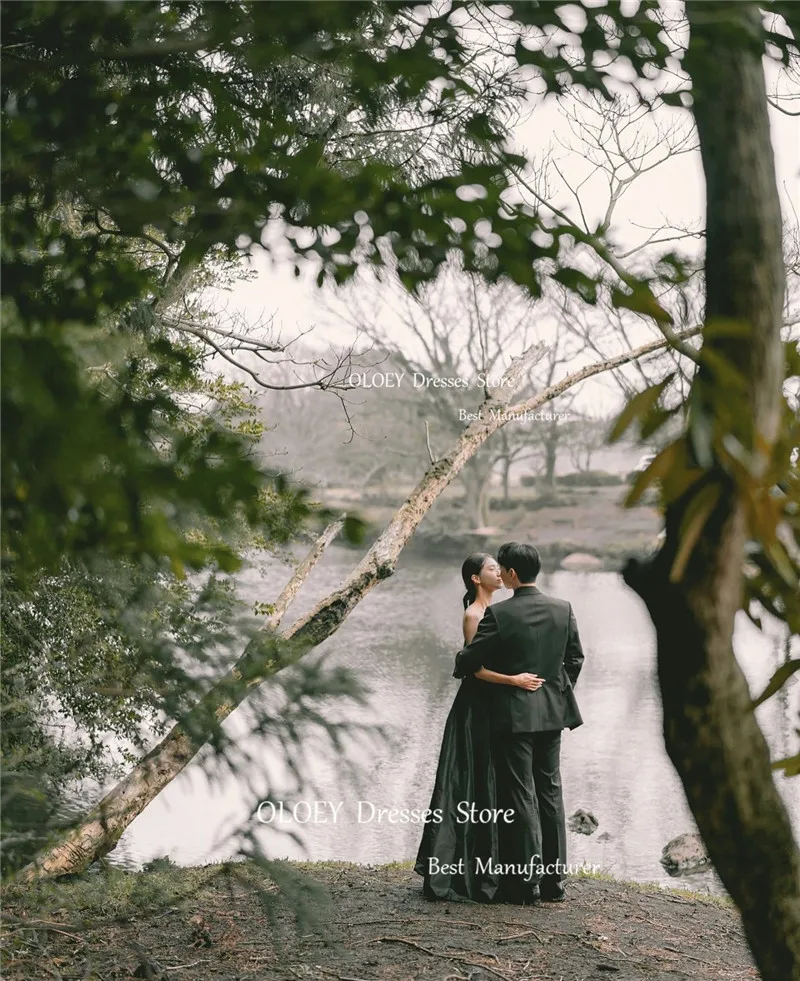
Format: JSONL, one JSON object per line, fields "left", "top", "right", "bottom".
{"left": 454, "top": 585, "right": 584, "bottom": 898}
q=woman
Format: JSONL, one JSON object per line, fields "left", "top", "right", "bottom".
{"left": 414, "top": 552, "right": 539, "bottom": 902}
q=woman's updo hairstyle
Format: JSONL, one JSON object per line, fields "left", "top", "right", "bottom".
{"left": 461, "top": 552, "right": 493, "bottom": 610}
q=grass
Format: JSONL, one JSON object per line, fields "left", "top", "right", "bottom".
{"left": 571, "top": 865, "right": 734, "bottom": 908}
{"left": 3, "top": 862, "right": 223, "bottom": 922}
{"left": 2, "top": 858, "right": 732, "bottom": 929}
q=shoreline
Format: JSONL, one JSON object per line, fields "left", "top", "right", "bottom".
{"left": 3, "top": 859, "right": 756, "bottom": 981}
{"left": 337, "top": 528, "right": 658, "bottom": 568}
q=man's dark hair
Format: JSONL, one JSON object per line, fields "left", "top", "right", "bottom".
{"left": 497, "top": 542, "right": 541, "bottom": 583}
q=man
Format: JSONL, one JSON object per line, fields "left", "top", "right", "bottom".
{"left": 454, "top": 542, "right": 584, "bottom": 903}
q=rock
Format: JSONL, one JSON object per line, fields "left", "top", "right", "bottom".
{"left": 568, "top": 808, "right": 599, "bottom": 835}
{"left": 596, "top": 831, "right": 612, "bottom": 842}
{"left": 560, "top": 552, "right": 604, "bottom": 571}
{"left": 660, "top": 833, "right": 711, "bottom": 876}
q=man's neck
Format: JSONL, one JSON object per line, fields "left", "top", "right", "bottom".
{"left": 514, "top": 581, "right": 537, "bottom": 591}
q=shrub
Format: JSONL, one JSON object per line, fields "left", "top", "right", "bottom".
{"left": 558, "top": 471, "right": 623, "bottom": 487}
{"left": 488, "top": 498, "right": 524, "bottom": 510}
{"left": 524, "top": 492, "right": 578, "bottom": 511}
{"left": 519, "top": 475, "right": 538, "bottom": 487}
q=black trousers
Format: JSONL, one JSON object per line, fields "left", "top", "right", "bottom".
{"left": 495, "top": 729, "right": 566, "bottom": 895}
{"left": 530, "top": 729, "right": 566, "bottom": 887}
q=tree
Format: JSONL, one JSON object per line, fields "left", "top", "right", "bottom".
{"left": 7, "top": 6, "right": 800, "bottom": 978}
{"left": 563, "top": 413, "right": 609, "bottom": 474}
{"left": 325, "top": 260, "right": 549, "bottom": 526}
{"left": 617, "top": 5, "right": 800, "bottom": 978}
{"left": 327, "top": 87, "right": 705, "bottom": 514}
{"left": 0, "top": 0, "right": 529, "bottom": 576}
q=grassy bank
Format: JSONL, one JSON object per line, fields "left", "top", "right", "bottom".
{"left": 1, "top": 860, "right": 756, "bottom": 981}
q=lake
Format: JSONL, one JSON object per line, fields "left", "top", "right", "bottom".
{"left": 109, "top": 545, "right": 800, "bottom": 895}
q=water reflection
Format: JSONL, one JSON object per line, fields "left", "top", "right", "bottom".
{"left": 110, "top": 547, "right": 799, "bottom": 894}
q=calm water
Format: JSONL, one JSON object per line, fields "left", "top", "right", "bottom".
{"left": 109, "top": 545, "right": 800, "bottom": 893}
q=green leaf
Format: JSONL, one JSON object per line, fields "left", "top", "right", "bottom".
{"left": 609, "top": 375, "right": 674, "bottom": 443}
{"left": 669, "top": 481, "right": 722, "bottom": 583}
{"left": 688, "top": 401, "right": 715, "bottom": 470}
{"left": 660, "top": 91, "right": 691, "bottom": 108}
{"left": 641, "top": 403, "right": 682, "bottom": 441}
{"left": 624, "top": 440, "right": 679, "bottom": 507}
{"left": 751, "top": 659, "right": 800, "bottom": 711}
{"left": 552, "top": 267, "right": 598, "bottom": 304}
{"left": 611, "top": 284, "right": 672, "bottom": 324}
{"left": 765, "top": 539, "right": 799, "bottom": 589}
{"left": 772, "top": 752, "right": 800, "bottom": 777}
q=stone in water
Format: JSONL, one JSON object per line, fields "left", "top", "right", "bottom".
{"left": 560, "top": 552, "right": 604, "bottom": 571}
{"left": 660, "top": 833, "right": 711, "bottom": 876}
{"left": 568, "top": 808, "right": 599, "bottom": 835}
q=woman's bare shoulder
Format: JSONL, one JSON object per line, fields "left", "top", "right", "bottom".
{"left": 463, "top": 602, "right": 483, "bottom": 623}
{"left": 462, "top": 603, "right": 484, "bottom": 636}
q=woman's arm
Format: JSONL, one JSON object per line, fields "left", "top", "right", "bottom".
{"left": 475, "top": 666, "right": 542, "bottom": 690}
{"left": 462, "top": 609, "right": 543, "bottom": 690}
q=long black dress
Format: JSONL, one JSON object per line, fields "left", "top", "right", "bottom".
{"left": 414, "top": 669, "right": 502, "bottom": 902}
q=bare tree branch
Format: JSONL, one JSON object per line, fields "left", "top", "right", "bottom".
{"left": 265, "top": 517, "right": 345, "bottom": 630}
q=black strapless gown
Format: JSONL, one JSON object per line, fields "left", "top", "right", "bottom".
{"left": 414, "top": 674, "right": 502, "bottom": 902}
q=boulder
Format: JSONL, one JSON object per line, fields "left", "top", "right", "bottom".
{"left": 660, "top": 833, "right": 711, "bottom": 876}
{"left": 560, "top": 552, "right": 604, "bottom": 571}
{"left": 568, "top": 808, "right": 599, "bottom": 835}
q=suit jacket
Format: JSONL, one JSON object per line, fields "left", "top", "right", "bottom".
{"left": 454, "top": 585, "right": 584, "bottom": 733}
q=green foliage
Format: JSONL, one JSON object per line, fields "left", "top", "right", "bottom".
{"left": 2, "top": 306, "right": 292, "bottom": 578}
{"left": 523, "top": 492, "right": 580, "bottom": 511}
{"left": 488, "top": 493, "right": 580, "bottom": 510}
{"left": 4, "top": 862, "right": 220, "bottom": 924}
{"left": 612, "top": 333, "right": 800, "bottom": 676}
{"left": 518, "top": 473, "right": 624, "bottom": 489}
{"left": 558, "top": 471, "right": 624, "bottom": 488}
{"left": 609, "top": 377, "right": 676, "bottom": 444}
{"left": 0, "top": 555, "right": 255, "bottom": 872}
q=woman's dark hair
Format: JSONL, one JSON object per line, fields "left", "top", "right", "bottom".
{"left": 497, "top": 541, "right": 541, "bottom": 583}
{"left": 461, "top": 552, "right": 493, "bottom": 609}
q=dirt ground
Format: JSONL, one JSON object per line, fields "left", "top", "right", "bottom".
{"left": 2, "top": 862, "right": 758, "bottom": 981}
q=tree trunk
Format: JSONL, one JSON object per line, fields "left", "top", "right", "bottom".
{"left": 624, "top": 6, "right": 800, "bottom": 980}
{"left": 21, "top": 332, "right": 696, "bottom": 882}
{"left": 501, "top": 457, "right": 511, "bottom": 501}
{"left": 542, "top": 417, "right": 559, "bottom": 489}
{"left": 461, "top": 457, "right": 492, "bottom": 528}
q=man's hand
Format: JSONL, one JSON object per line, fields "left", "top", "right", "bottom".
{"left": 513, "top": 673, "right": 545, "bottom": 690}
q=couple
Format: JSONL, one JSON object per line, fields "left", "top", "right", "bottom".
{"left": 414, "top": 542, "right": 584, "bottom": 905}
